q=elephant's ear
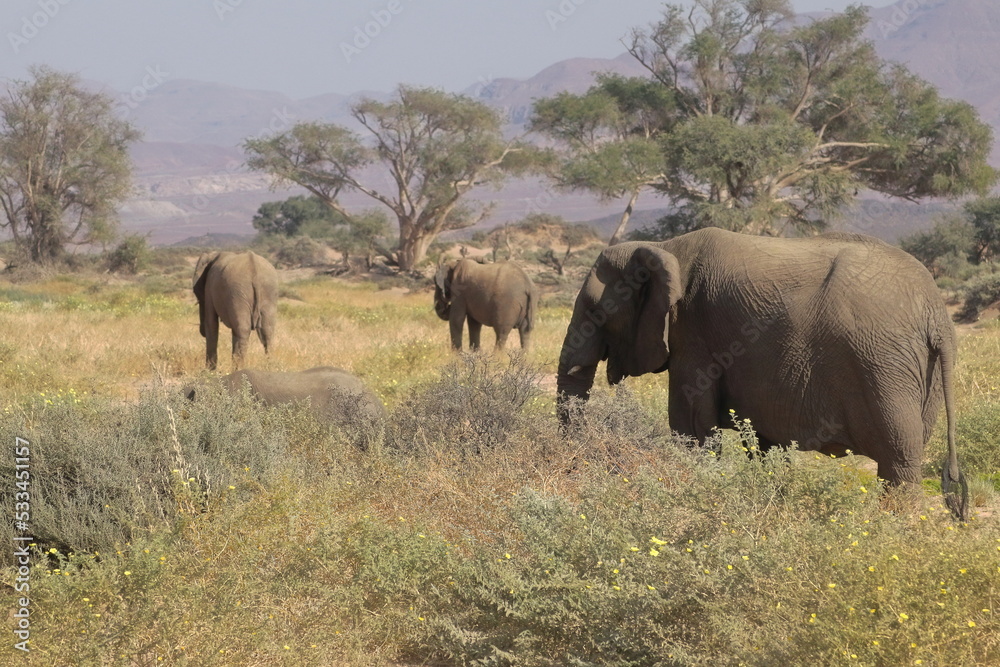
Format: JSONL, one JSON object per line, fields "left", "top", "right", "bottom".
{"left": 193, "top": 253, "right": 220, "bottom": 338}
{"left": 433, "top": 262, "right": 450, "bottom": 297}
{"left": 192, "top": 252, "right": 220, "bottom": 302}
{"left": 612, "top": 246, "right": 683, "bottom": 382}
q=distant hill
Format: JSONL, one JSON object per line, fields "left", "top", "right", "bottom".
{"left": 118, "top": 0, "right": 1000, "bottom": 245}
{"left": 122, "top": 55, "right": 657, "bottom": 245}
{"left": 462, "top": 53, "right": 647, "bottom": 125}
{"left": 171, "top": 233, "right": 256, "bottom": 249}
{"left": 575, "top": 208, "right": 671, "bottom": 241}
{"left": 862, "top": 0, "right": 1000, "bottom": 142}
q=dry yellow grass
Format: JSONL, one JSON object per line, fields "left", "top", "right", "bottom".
{"left": 0, "top": 272, "right": 571, "bottom": 407}
{"left": 3, "top": 265, "right": 1000, "bottom": 665}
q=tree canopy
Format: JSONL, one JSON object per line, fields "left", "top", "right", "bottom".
{"left": 0, "top": 66, "right": 140, "bottom": 262}
{"left": 900, "top": 197, "right": 1000, "bottom": 278}
{"left": 252, "top": 194, "right": 389, "bottom": 268}
{"left": 244, "top": 86, "right": 538, "bottom": 271}
{"left": 530, "top": 75, "right": 675, "bottom": 243}
{"left": 533, "top": 0, "right": 996, "bottom": 240}
{"left": 252, "top": 195, "right": 344, "bottom": 237}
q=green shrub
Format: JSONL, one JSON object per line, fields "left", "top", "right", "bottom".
{"left": 106, "top": 234, "right": 151, "bottom": 274}
{"left": 957, "top": 272, "right": 1000, "bottom": 321}
{"left": 0, "top": 385, "right": 289, "bottom": 560}
{"left": 388, "top": 353, "right": 540, "bottom": 455}
{"left": 271, "top": 236, "right": 329, "bottom": 268}
{"left": 942, "top": 394, "right": 1000, "bottom": 476}
{"left": 556, "top": 384, "right": 673, "bottom": 475}
{"left": 420, "top": 432, "right": 998, "bottom": 666}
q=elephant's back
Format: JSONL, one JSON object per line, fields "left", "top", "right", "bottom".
{"left": 460, "top": 261, "right": 534, "bottom": 326}
{"left": 224, "top": 367, "right": 380, "bottom": 414}
{"left": 684, "top": 228, "right": 944, "bottom": 328}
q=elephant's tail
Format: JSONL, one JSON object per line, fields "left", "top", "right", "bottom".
{"left": 250, "top": 283, "right": 263, "bottom": 332}
{"left": 250, "top": 281, "right": 271, "bottom": 347}
{"left": 523, "top": 286, "right": 536, "bottom": 332}
{"left": 938, "top": 337, "right": 968, "bottom": 521}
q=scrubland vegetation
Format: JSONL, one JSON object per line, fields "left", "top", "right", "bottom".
{"left": 1, "top": 253, "right": 1000, "bottom": 666}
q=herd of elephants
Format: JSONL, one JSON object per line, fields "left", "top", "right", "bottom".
{"left": 190, "top": 227, "right": 970, "bottom": 519}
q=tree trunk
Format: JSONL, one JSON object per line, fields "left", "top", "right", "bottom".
{"left": 609, "top": 190, "right": 640, "bottom": 246}
{"left": 29, "top": 213, "right": 63, "bottom": 264}
{"left": 396, "top": 233, "right": 434, "bottom": 272}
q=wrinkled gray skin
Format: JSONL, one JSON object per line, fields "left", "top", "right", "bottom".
{"left": 434, "top": 259, "right": 537, "bottom": 351}
{"left": 193, "top": 251, "right": 278, "bottom": 370}
{"left": 557, "top": 228, "right": 967, "bottom": 518}
{"left": 185, "top": 366, "right": 385, "bottom": 425}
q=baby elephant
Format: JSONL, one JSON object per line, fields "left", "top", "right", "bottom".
{"left": 434, "top": 259, "right": 536, "bottom": 351}
{"left": 186, "top": 367, "right": 385, "bottom": 427}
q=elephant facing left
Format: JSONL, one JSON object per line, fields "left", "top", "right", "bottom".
{"left": 434, "top": 259, "right": 537, "bottom": 351}
{"left": 193, "top": 251, "right": 278, "bottom": 370}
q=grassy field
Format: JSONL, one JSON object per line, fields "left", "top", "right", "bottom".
{"left": 2, "top": 259, "right": 1000, "bottom": 665}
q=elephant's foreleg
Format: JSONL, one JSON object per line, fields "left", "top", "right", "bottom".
{"left": 468, "top": 318, "right": 483, "bottom": 351}
{"left": 449, "top": 305, "right": 466, "bottom": 350}
{"left": 668, "top": 374, "right": 722, "bottom": 446}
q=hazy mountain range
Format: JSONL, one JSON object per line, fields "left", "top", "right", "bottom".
{"left": 117, "top": 0, "right": 1000, "bottom": 245}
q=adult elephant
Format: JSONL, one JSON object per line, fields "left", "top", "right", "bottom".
{"left": 434, "top": 259, "right": 536, "bottom": 351}
{"left": 556, "top": 228, "right": 968, "bottom": 519}
{"left": 185, "top": 366, "right": 385, "bottom": 426}
{"left": 193, "top": 251, "right": 278, "bottom": 370}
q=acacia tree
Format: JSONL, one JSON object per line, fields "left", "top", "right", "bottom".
{"left": 244, "top": 86, "right": 536, "bottom": 271}
{"left": 964, "top": 197, "right": 1000, "bottom": 263}
{"left": 251, "top": 195, "right": 343, "bottom": 237}
{"left": 252, "top": 194, "right": 389, "bottom": 267}
{"left": 901, "top": 197, "right": 1000, "bottom": 275}
{"left": 538, "top": 1, "right": 996, "bottom": 239}
{"left": 530, "top": 74, "right": 676, "bottom": 244}
{"left": 0, "top": 66, "right": 140, "bottom": 262}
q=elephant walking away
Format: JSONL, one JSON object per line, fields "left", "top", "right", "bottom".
{"left": 434, "top": 259, "right": 537, "bottom": 351}
{"left": 556, "top": 228, "right": 968, "bottom": 518}
{"left": 186, "top": 366, "right": 385, "bottom": 426}
{"left": 193, "top": 251, "right": 278, "bottom": 370}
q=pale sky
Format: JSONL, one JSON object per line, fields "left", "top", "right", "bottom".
{"left": 0, "top": 1, "right": 878, "bottom": 97}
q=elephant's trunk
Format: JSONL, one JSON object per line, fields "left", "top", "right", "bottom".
{"left": 556, "top": 284, "right": 606, "bottom": 428}
{"left": 556, "top": 359, "right": 597, "bottom": 428}
{"left": 433, "top": 290, "right": 451, "bottom": 321}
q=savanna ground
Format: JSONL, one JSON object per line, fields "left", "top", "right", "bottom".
{"left": 2, "top": 252, "right": 1000, "bottom": 666}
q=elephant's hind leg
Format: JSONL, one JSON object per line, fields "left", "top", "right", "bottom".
{"left": 257, "top": 316, "right": 274, "bottom": 354}
{"left": 858, "top": 398, "right": 926, "bottom": 488}
{"left": 468, "top": 318, "right": 483, "bottom": 351}
{"left": 518, "top": 324, "right": 532, "bottom": 352}
{"left": 204, "top": 315, "right": 220, "bottom": 371}
{"left": 876, "top": 451, "right": 923, "bottom": 488}
{"left": 231, "top": 329, "right": 250, "bottom": 370}
{"left": 493, "top": 326, "right": 512, "bottom": 351}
